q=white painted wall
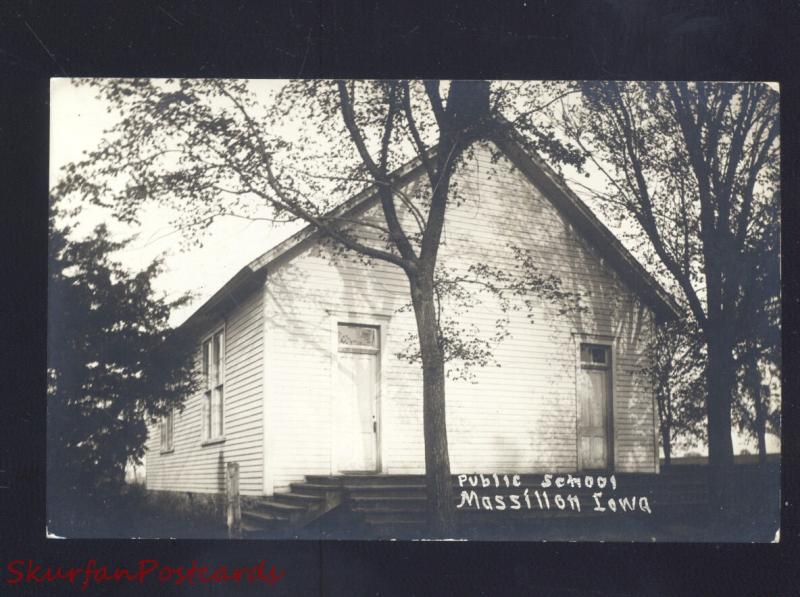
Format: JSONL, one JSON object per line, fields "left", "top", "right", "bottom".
{"left": 145, "top": 141, "right": 658, "bottom": 496}
{"left": 145, "top": 290, "right": 264, "bottom": 495}
{"left": 263, "top": 142, "right": 658, "bottom": 493}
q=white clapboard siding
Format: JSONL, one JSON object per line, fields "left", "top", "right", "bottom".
{"left": 264, "top": 141, "right": 657, "bottom": 493}
{"left": 145, "top": 289, "right": 264, "bottom": 495}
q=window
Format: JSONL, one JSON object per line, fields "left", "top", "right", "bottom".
{"left": 160, "top": 410, "right": 174, "bottom": 453}
{"left": 580, "top": 344, "right": 610, "bottom": 368}
{"left": 202, "top": 329, "right": 225, "bottom": 442}
{"left": 338, "top": 323, "right": 379, "bottom": 353}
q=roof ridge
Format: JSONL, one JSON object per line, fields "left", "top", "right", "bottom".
{"left": 181, "top": 121, "right": 680, "bottom": 330}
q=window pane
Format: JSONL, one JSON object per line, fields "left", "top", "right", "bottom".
{"left": 203, "top": 340, "right": 210, "bottom": 389}
{"left": 161, "top": 412, "right": 173, "bottom": 450}
{"left": 581, "top": 344, "right": 608, "bottom": 365}
{"left": 203, "top": 391, "right": 211, "bottom": 440}
{"left": 213, "top": 333, "right": 222, "bottom": 385}
{"left": 338, "top": 324, "right": 378, "bottom": 348}
{"left": 210, "top": 390, "right": 219, "bottom": 438}
{"left": 216, "top": 387, "right": 224, "bottom": 437}
{"left": 591, "top": 347, "right": 607, "bottom": 364}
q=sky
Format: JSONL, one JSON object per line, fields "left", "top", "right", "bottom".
{"left": 49, "top": 78, "right": 780, "bottom": 455}
{"left": 50, "top": 79, "right": 304, "bottom": 326}
{"left": 49, "top": 79, "right": 616, "bottom": 326}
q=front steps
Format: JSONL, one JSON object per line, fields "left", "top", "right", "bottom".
{"left": 341, "top": 471, "right": 710, "bottom": 538}
{"left": 239, "top": 470, "right": 710, "bottom": 538}
{"left": 241, "top": 476, "right": 343, "bottom": 537}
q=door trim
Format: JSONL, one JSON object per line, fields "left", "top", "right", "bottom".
{"left": 327, "top": 311, "right": 390, "bottom": 474}
{"left": 572, "top": 332, "right": 616, "bottom": 471}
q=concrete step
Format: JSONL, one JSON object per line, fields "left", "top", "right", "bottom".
{"left": 303, "top": 475, "right": 346, "bottom": 487}
{"left": 249, "top": 499, "right": 306, "bottom": 512}
{"left": 272, "top": 492, "right": 325, "bottom": 507}
{"left": 243, "top": 498, "right": 308, "bottom": 527}
{"left": 243, "top": 508, "right": 289, "bottom": 523}
{"left": 242, "top": 481, "right": 347, "bottom": 533}
{"left": 248, "top": 472, "right": 712, "bottom": 536}
{"left": 336, "top": 474, "right": 427, "bottom": 486}
{"left": 292, "top": 482, "right": 345, "bottom": 495}
{"left": 344, "top": 484, "right": 426, "bottom": 494}
{"left": 241, "top": 517, "right": 288, "bottom": 531}
{"left": 350, "top": 496, "right": 427, "bottom": 512}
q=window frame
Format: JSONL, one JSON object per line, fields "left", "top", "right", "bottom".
{"left": 337, "top": 322, "right": 380, "bottom": 355}
{"left": 159, "top": 408, "right": 174, "bottom": 454}
{"left": 200, "top": 325, "right": 226, "bottom": 446}
{"left": 580, "top": 343, "right": 611, "bottom": 370}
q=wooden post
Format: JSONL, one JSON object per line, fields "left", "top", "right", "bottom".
{"left": 226, "top": 462, "right": 242, "bottom": 539}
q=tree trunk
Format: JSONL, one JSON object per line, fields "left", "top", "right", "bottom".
{"left": 658, "top": 387, "right": 672, "bottom": 467}
{"left": 754, "top": 386, "right": 767, "bottom": 466}
{"left": 393, "top": 80, "right": 490, "bottom": 536}
{"left": 705, "top": 335, "right": 736, "bottom": 510}
{"left": 410, "top": 276, "right": 455, "bottom": 536}
{"left": 661, "top": 427, "right": 672, "bottom": 467}
{"left": 756, "top": 425, "right": 767, "bottom": 465}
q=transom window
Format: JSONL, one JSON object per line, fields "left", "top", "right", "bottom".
{"left": 580, "top": 344, "right": 610, "bottom": 368}
{"left": 338, "top": 323, "right": 379, "bottom": 353}
{"left": 202, "top": 329, "right": 225, "bottom": 441}
{"left": 160, "top": 410, "right": 174, "bottom": 453}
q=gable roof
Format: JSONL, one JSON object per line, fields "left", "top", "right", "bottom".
{"left": 180, "top": 122, "right": 681, "bottom": 332}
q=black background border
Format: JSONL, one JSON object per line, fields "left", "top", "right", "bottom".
{"left": 1, "top": 1, "right": 798, "bottom": 594}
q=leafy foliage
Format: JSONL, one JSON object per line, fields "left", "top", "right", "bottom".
{"left": 47, "top": 198, "right": 197, "bottom": 513}
{"left": 732, "top": 191, "right": 781, "bottom": 454}
{"left": 396, "top": 244, "right": 588, "bottom": 381}
{"left": 53, "top": 78, "right": 597, "bottom": 534}
{"left": 55, "top": 79, "right": 593, "bottom": 382}
{"left": 558, "top": 81, "right": 780, "bottom": 467}
{"left": 642, "top": 320, "right": 707, "bottom": 461}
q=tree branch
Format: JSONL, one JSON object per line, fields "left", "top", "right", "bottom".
{"left": 337, "top": 80, "right": 419, "bottom": 266}
{"left": 216, "top": 81, "right": 412, "bottom": 271}
{"left": 401, "top": 80, "right": 437, "bottom": 187}
{"left": 609, "top": 82, "right": 708, "bottom": 328}
{"left": 423, "top": 80, "right": 446, "bottom": 129}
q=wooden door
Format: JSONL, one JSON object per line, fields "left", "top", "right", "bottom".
{"left": 578, "top": 344, "right": 612, "bottom": 470}
{"left": 335, "top": 324, "right": 379, "bottom": 472}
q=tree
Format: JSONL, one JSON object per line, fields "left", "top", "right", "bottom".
{"left": 732, "top": 191, "right": 781, "bottom": 463}
{"left": 559, "top": 82, "right": 779, "bottom": 506}
{"left": 47, "top": 198, "right": 197, "bottom": 529}
{"left": 734, "top": 359, "right": 779, "bottom": 464}
{"left": 55, "top": 79, "right": 584, "bottom": 534}
{"left": 642, "top": 320, "right": 706, "bottom": 465}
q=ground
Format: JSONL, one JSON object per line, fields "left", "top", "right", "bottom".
{"left": 48, "top": 456, "right": 780, "bottom": 542}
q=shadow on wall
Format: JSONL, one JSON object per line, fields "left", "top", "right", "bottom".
{"left": 564, "top": 242, "right": 656, "bottom": 471}
{"left": 264, "top": 235, "right": 417, "bottom": 480}
{"left": 444, "top": 149, "right": 658, "bottom": 472}
{"left": 260, "top": 143, "right": 659, "bottom": 475}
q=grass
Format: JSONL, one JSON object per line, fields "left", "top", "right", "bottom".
{"left": 47, "top": 484, "right": 228, "bottom": 539}
{"left": 47, "top": 461, "right": 781, "bottom": 541}
{"left": 663, "top": 454, "right": 780, "bottom": 466}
